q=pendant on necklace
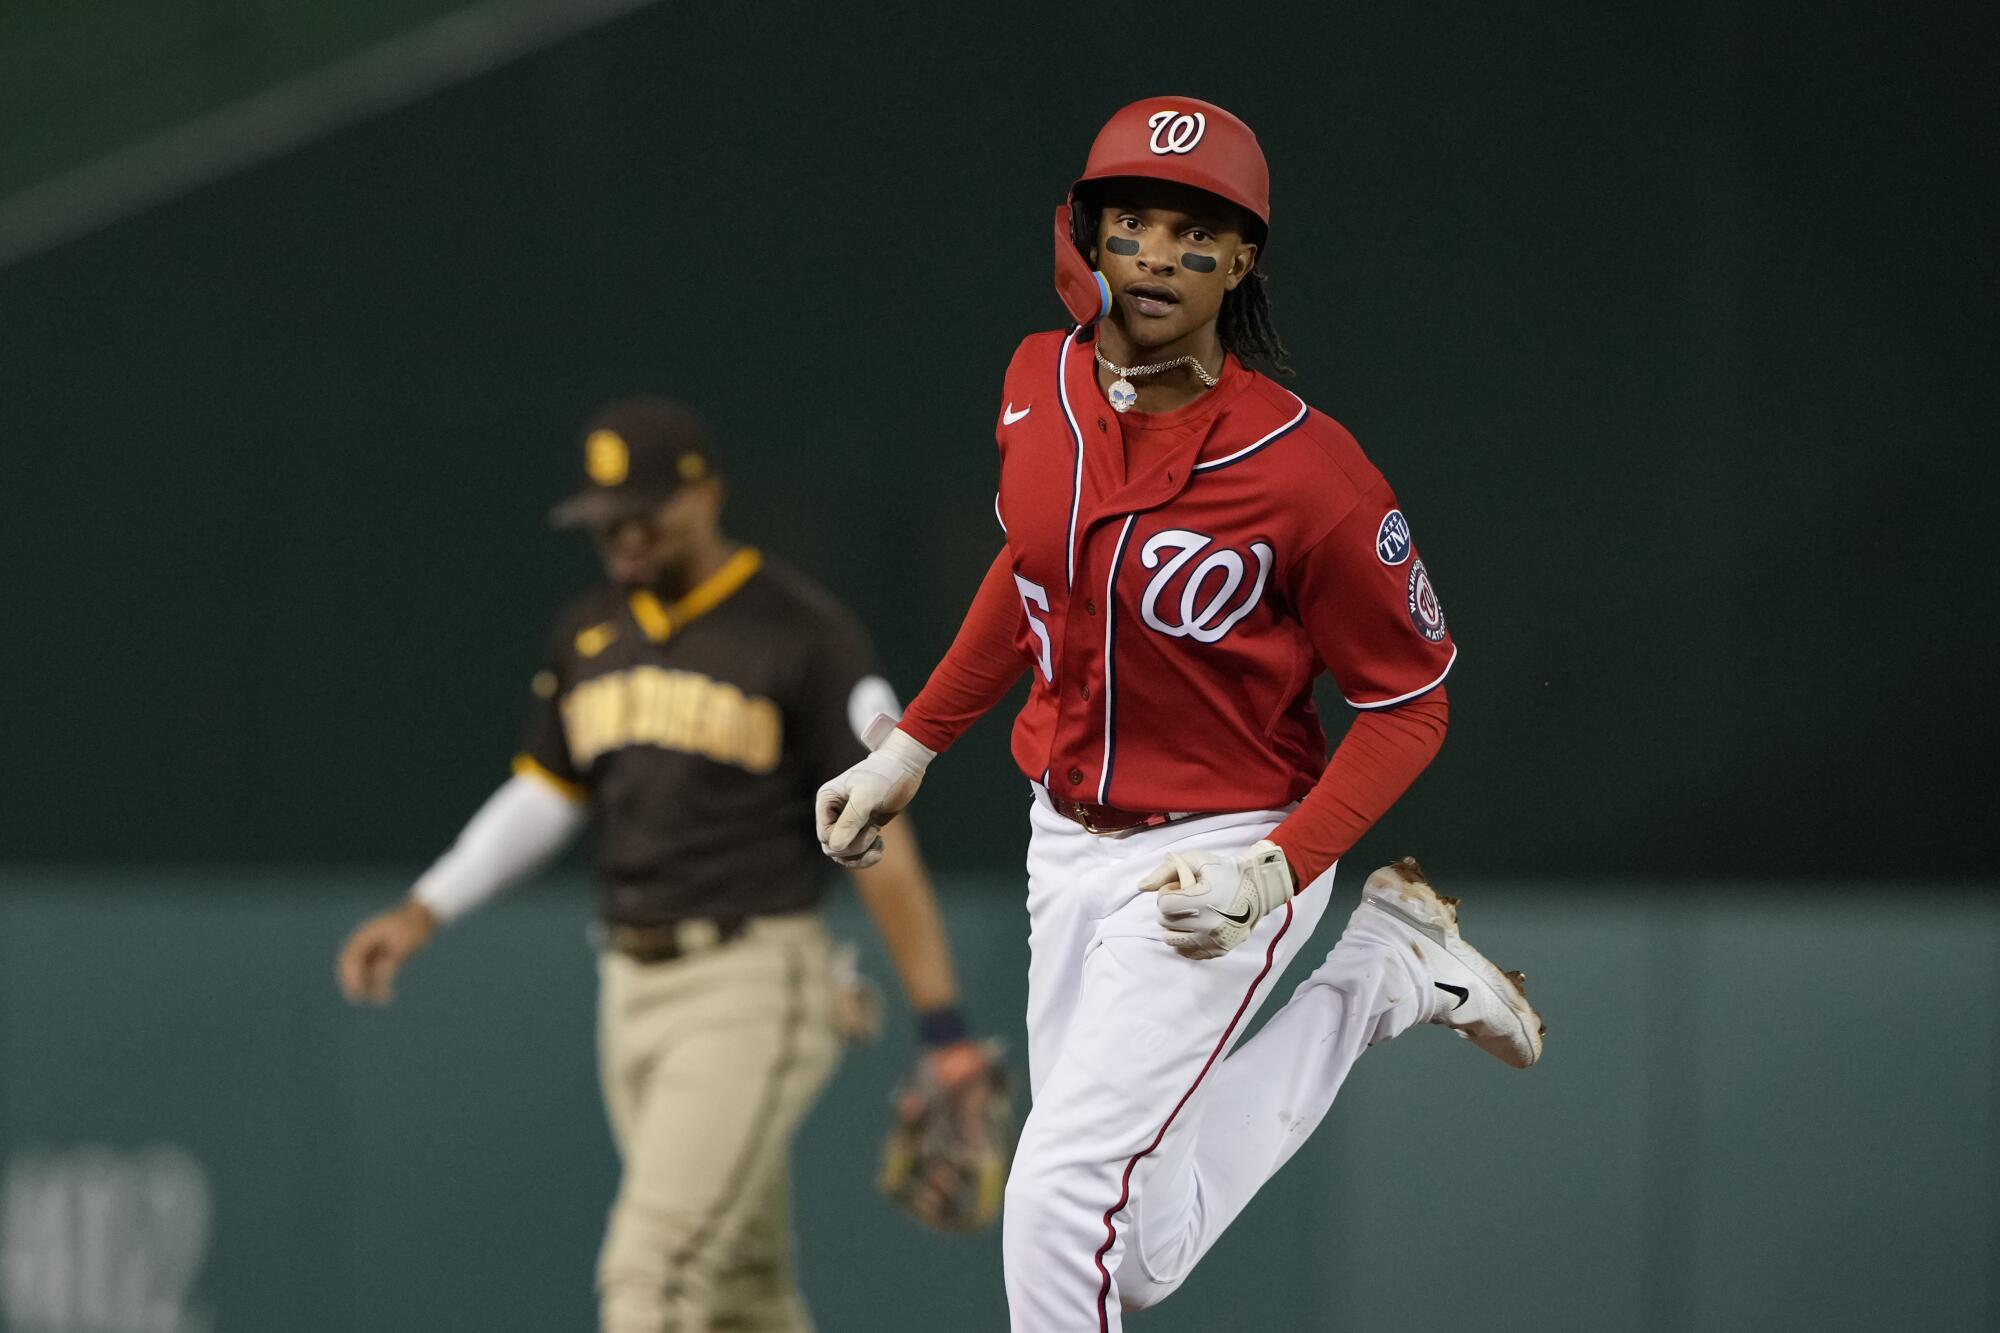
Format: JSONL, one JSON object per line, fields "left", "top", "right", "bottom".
{"left": 1108, "top": 378, "right": 1137, "bottom": 412}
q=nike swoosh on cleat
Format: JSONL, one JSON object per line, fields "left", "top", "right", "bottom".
{"left": 1002, "top": 403, "right": 1031, "bottom": 425}
{"left": 1434, "top": 982, "right": 1469, "bottom": 1010}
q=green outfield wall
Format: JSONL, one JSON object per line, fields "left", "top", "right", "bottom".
{"left": 2, "top": 1, "right": 1993, "bottom": 879}
{"left": 0, "top": 0, "right": 485, "bottom": 198}
{"left": 0, "top": 870, "right": 1993, "bottom": 1332}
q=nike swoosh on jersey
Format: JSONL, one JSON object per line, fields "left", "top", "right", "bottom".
{"left": 1002, "top": 403, "right": 1032, "bottom": 425}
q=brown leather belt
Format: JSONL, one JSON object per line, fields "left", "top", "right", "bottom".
{"left": 1045, "top": 794, "right": 1196, "bottom": 835}
{"left": 601, "top": 915, "right": 750, "bottom": 964}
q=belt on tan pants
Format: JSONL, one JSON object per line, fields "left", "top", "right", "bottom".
{"left": 597, "top": 915, "right": 751, "bottom": 964}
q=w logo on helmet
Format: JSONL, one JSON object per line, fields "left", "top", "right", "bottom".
{"left": 1146, "top": 110, "right": 1207, "bottom": 155}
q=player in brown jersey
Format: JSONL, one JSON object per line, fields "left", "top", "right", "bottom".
{"left": 335, "top": 396, "right": 991, "bottom": 1333}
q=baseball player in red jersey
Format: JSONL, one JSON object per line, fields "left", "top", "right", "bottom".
{"left": 816, "top": 98, "right": 1544, "bottom": 1329}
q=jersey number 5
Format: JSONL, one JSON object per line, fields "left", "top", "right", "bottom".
{"left": 1014, "top": 574, "right": 1055, "bottom": 684}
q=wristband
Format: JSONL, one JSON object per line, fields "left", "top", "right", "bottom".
{"left": 916, "top": 1005, "right": 970, "bottom": 1048}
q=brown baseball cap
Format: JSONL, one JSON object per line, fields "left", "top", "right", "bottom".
{"left": 548, "top": 396, "right": 717, "bottom": 529}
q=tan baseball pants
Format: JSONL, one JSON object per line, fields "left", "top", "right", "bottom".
{"left": 596, "top": 914, "right": 840, "bottom": 1333}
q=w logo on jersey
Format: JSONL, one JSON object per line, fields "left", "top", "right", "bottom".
{"left": 1138, "top": 529, "right": 1273, "bottom": 644}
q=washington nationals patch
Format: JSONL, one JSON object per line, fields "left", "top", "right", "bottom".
{"left": 1406, "top": 559, "right": 1446, "bottom": 641}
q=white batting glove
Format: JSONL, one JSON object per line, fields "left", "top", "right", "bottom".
{"left": 1138, "top": 841, "right": 1295, "bottom": 960}
{"left": 815, "top": 727, "right": 936, "bottom": 869}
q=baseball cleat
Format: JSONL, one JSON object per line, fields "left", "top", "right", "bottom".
{"left": 1361, "top": 857, "right": 1545, "bottom": 1069}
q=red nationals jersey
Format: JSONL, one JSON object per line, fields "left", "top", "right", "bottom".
{"left": 991, "top": 329, "right": 1455, "bottom": 814}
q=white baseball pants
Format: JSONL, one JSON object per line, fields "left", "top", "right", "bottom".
{"left": 1003, "top": 787, "right": 1434, "bottom": 1331}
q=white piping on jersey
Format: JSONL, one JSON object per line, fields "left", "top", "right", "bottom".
{"left": 1057, "top": 328, "right": 1087, "bottom": 588}
{"left": 1192, "top": 392, "right": 1309, "bottom": 473}
{"left": 1344, "top": 643, "right": 1458, "bottom": 710}
{"left": 994, "top": 492, "right": 1006, "bottom": 534}
{"left": 1097, "top": 514, "right": 1138, "bottom": 805}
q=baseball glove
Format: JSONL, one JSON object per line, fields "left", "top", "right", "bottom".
{"left": 878, "top": 1038, "right": 1015, "bottom": 1232}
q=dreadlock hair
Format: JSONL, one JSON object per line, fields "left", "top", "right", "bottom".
{"left": 1218, "top": 266, "right": 1294, "bottom": 378}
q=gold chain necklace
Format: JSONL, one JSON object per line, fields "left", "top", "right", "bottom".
{"left": 1094, "top": 349, "right": 1220, "bottom": 413}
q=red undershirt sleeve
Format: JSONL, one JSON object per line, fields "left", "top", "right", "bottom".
{"left": 1267, "top": 689, "right": 1449, "bottom": 887}
{"left": 896, "top": 548, "right": 1027, "bottom": 753}
{"left": 1264, "top": 488, "right": 1457, "bottom": 887}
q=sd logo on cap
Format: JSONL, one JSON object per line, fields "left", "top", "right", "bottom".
{"left": 551, "top": 397, "right": 717, "bottom": 529}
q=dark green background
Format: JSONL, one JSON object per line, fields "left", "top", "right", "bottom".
{"left": 0, "top": 0, "right": 481, "bottom": 198}
{"left": 2, "top": 2, "right": 1991, "bottom": 879}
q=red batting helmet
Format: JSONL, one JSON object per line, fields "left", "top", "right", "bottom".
{"left": 1053, "top": 96, "right": 1271, "bottom": 325}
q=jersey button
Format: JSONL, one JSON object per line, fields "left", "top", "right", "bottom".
{"left": 1085, "top": 600, "right": 1097, "bottom": 615}
{"left": 1079, "top": 685, "right": 1090, "bottom": 701}
{"left": 1067, "top": 767, "right": 1084, "bottom": 787}
{"left": 1097, "top": 417, "right": 1107, "bottom": 432}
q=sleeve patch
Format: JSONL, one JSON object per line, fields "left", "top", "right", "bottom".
{"left": 1406, "top": 560, "right": 1447, "bottom": 642}
{"left": 1375, "top": 509, "right": 1412, "bottom": 565}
